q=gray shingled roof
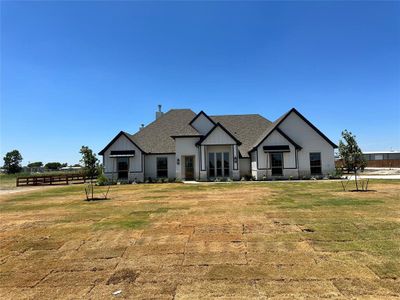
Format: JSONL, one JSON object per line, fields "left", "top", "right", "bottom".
{"left": 128, "top": 109, "right": 199, "bottom": 153}
{"left": 124, "top": 110, "right": 272, "bottom": 157}
{"left": 210, "top": 114, "right": 272, "bottom": 157}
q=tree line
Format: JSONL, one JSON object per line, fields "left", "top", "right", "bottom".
{"left": 2, "top": 146, "right": 101, "bottom": 178}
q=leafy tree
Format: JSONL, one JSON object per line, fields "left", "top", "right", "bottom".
{"left": 338, "top": 130, "right": 367, "bottom": 190}
{"left": 72, "top": 164, "right": 82, "bottom": 167}
{"left": 61, "top": 163, "right": 68, "bottom": 168}
{"left": 79, "top": 146, "right": 99, "bottom": 179}
{"left": 45, "top": 162, "right": 62, "bottom": 170}
{"left": 27, "top": 161, "right": 43, "bottom": 168}
{"left": 3, "top": 150, "right": 23, "bottom": 174}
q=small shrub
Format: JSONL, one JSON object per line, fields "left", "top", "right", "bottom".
{"left": 96, "top": 174, "right": 109, "bottom": 186}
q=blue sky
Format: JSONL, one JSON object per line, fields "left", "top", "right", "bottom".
{"left": 1, "top": 1, "right": 399, "bottom": 165}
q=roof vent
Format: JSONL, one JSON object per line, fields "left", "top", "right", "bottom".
{"left": 139, "top": 124, "right": 144, "bottom": 130}
{"left": 156, "top": 104, "right": 163, "bottom": 120}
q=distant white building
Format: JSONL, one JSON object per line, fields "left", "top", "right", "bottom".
{"left": 99, "top": 106, "right": 337, "bottom": 182}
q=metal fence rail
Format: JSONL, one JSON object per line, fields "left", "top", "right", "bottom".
{"left": 16, "top": 174, "right": 96, "bottom": 187}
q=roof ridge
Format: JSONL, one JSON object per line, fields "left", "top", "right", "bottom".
{"left": 211, "top": 113, "right": 264, "bottom": 117}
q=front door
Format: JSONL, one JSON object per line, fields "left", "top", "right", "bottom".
{"left": 271, "top": 153, "right": 283, "bottom": 176}
{"left": 184, "top": 156, "right": 195, "bottom": 180}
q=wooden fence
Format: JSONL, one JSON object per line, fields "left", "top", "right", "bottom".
{"left": 16, "top": 174, "right": 96, "bottom": 187}
{"left": 336, "top": 159, "right": 400, "bottom": 169}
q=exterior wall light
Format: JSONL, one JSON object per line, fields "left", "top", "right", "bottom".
{"left": 177, "top": 158, "right": 180, "bottom": 165}
{"left": 234, "top": 157, "right": 238, "bottom": 164}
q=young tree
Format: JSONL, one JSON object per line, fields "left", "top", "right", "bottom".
{"left": 3, "top": 150, "right": 23, "bottom": 174}
{"left": 27, "top": 161, "right": 43, "bottom": 168}
{"left": 79, "top": 146, "right": 99, "bottom": 179}
{"left": 338, "top": 130, "right": 367, "bottom": 190}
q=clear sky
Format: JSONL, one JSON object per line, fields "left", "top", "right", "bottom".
{"left": 1, "top": 1, "right": 399, "bottom": 165}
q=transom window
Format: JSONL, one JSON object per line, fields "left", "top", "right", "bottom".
{"left": 310, "top": 152, "right": 322, "bottom": 175}
{"left": 157, "top": 157, "right": 168, "bottom": 178}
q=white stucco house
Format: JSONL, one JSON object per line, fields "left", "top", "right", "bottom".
{"left": 99, "top": 106, "right": 337, "bottom": 182}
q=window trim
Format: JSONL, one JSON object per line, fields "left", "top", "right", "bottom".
{"left": 270, "top": 152, "right": 283, "bottom": 176}
{"left": 309, "top": 152, "right": 322, "bottom": 175}
{"left": 117, "top": 157, "right": 129, "bottom": 179}
{"left": 156, "top": 157, "right": 168, "bottom": 178}
{"left": 208, "top": 151, "right": 230, "bottom": 178}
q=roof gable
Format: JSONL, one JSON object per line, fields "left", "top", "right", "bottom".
{"left": 210, "top": 114, "right": 271, "bottom": 157}
{"left": 196, "top": 122, "right": 242, "bottom": 146}
{"left": 251, "top": 108, "right": 337, "bottom": 152}
{"left": 255, "top": 127, "right": 302, "bottom": 151}
{"left": 98, "top": 131, "right": 145, "bottom": 155}
{"left": 189, "top": 111, "right": 216, "bottom": 135}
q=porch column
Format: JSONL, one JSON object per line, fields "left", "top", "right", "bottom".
{"left": 232, "top": 144, "right": 240, "bottom": 180}
{"left": 199, "top": 145, "right": 207, "bottom": 181}
{"left": 175, "top": 154, "right": 182, "bottom": 180}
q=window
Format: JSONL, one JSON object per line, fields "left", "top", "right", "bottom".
{"left": 157, "top": 157, "right": 168, "bottom": 178}
{"left": 216, "top": 153, "right": 222, "bottom": 177}
{"left": 208, "top": 152, "right": 230, "bottom": 178}
{"left": 270, "top": 153, "right": 283, "bottom": 176}
{"left": 223, "top": 152, "right": 229, "bottom": 177}
{"left": 208, "top": 152, "right": 215, "bottom": 177}
{"left": 310, "top": 152, "right": 322, "bottom": 175}
{"left": 117, "top": 157, "right": 129, "bottom": 179}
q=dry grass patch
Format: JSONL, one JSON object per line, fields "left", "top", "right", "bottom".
{"left": 0, "top": 180, "right": 399, "bottom": 299}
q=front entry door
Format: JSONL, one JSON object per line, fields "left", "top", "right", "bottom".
{"left": 184, "top": 156, "right": 195, "bottom": 180}
{"left": 271, "top": 153, "right": 283, "bottom": 176}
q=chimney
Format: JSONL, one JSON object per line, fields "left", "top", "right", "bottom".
{"left": 156, "top": 104, "right": 163, "bottom": 119}
{"left": 139, "top": 124, "right": 144, "bottom": 131}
